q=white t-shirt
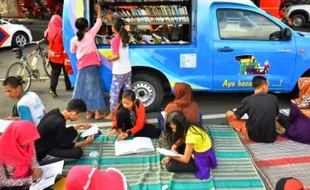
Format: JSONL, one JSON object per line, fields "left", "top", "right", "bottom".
{"left": 17, "top": 92, "right": 46, "bottom": 126}
{"left": 111, "top": 35, "right": 131, "bottom": 75}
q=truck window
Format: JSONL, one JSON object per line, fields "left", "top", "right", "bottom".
{"left": 216, "top": 9, "right": 281, "bottom": 41}
{"left": 93, "top": 0, "right": 193, "bottom": 46}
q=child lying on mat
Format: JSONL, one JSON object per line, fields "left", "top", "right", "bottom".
{"left": 226, "top": 76, "right": 280, "bottom": 143}
{"left": 161, "top": 111, "right": 217, "bottom": 180}
{"left": 108, "top": 90, "right": 161, "bottom": 141}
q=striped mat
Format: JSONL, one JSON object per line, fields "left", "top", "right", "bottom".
{"left": 63, "top": 125, "right": 265, "bottom": 190}
{"left": 240, "top": 134, "right": 310, "bottom": 190}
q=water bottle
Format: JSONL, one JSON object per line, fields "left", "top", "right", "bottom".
{"left": 89, "top": 151, "right": 100, "bottom": 169}
{"left": 30, "top": 56, "right": 39, "bottom": 69}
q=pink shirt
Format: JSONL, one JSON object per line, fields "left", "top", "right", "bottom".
{"left": 70, "top": 17, "right": 102, "bottom": 70}
{"left": 110, "top": 34, "right": 131, "bottom": 75}
{"left": 111, "top": 34, "right": 121, "bottom": 55}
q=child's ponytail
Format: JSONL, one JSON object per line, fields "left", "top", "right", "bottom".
{"left": 75, "top": 18, "right": 89, "bottom": 41}
{"left": 113, "top": 18, "right": 130, "bottom": 47}
{"left": 120, "top": 26, "right": 130, "bottom": 47}
{"left": 77, "top": 30, "right": 84, "bottom": 41}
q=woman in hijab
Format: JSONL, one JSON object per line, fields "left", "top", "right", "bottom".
{"left": 66, "top": 166, "right": 127, "bottom": 190}
{"left": 278, "top": 77, "right": 310, "bottom": 144}
{"left": 159, "top": 83, "right": 200, "bottom": 130}
{"left": 0, "top": 120, "right": 42, "bottom": 189}
{"left": 44, "top": 15, "right": 72, "bottom": 97}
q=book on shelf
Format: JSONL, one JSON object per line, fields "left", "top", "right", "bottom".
{"left": 99, "top": 0, "right": 189, "bottom": 3}
{"left": 101, "top": 6, "right": 189, "bottom": 24}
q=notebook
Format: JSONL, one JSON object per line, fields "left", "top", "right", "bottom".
{"left": 233, "top": 109, "right": 249, "bottom": 120}
{"left": 80, "top": 125, "right": 102, "bottom": 139}
{"left": 115, "top": 137, "right": 155, "bottom": 156}
{"left": 0, "top": 119, "right": 12, "bottom": 133}
{"left": 30, "top": 160, "right": 64, "bottom": 190}
{"left": 156, "top": 148, "right": 183, "bottom": 157}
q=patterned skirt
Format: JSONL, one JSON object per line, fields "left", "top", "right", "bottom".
{"left": 72, "top": 65, "right": 106, "bottom": 111}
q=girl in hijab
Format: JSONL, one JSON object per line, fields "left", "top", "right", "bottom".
{"left": 0, "top": 120, "right": 42, "bottom": 189}
{"left": 44, "top": 15, "right": 72, "bottom": 97}
{"left": 66, "top": 166, "right": 127, "bottom": 190}
{"left": 165, "top": 83, "right": 200, "bottom": 122}
{"left": 278, "top": 77, "right": 310, "bottom": 144}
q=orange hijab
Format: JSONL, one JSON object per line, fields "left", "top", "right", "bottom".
{"left": 294, "top": 77, "right": 310, "bottom": 109}
{"left": 165, "top": 83, "right": 199, "bottom": 122}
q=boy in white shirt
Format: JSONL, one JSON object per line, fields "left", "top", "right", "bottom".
{"left": 2, "top": 76, "right": 46, "bottom": 126}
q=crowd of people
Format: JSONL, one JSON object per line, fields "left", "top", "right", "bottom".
{"left": 0, "top": 3, "right": 308, "bottom": 190}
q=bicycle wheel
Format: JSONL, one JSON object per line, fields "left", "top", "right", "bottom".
{"left": 42, "top": 52, "right": 51, "bottom": 78}
{"left": 6, "top": 62, "right": 32, "bottom": 91}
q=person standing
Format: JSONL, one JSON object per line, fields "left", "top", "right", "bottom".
{"left": 104, "top": 18, "right": 132, "bottom": 120}
{"left": 44, "top": 15, "right": 72, "bottom": 97}
{"left": 70, "top": 4, "right": 106, "bottom": 119}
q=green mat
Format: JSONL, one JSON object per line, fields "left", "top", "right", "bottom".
{"left": 64, "top": 125, "right": 265, "bottom": 190}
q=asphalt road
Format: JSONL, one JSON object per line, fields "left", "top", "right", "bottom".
{"left": 0, "top": 21, "right": 307, "bottom": 125}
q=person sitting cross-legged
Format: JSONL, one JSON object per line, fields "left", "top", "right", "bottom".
{"left": 226, "top": 76, "right": 279, "bottom": 143}
{"left": 108, "top": 90, "right": 161, "bottom": 141}
{"left": 35, "top": 99, "right": 94, "bottom": 162}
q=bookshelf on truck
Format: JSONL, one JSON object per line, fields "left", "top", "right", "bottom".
{"left": 63, "top": 0, "right": 310, "bottom": 112}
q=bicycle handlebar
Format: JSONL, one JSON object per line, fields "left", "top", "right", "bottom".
{"left": 27, "top": 38, "right": 45, "bottom": 46}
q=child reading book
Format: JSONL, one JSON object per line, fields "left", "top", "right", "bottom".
{"left": 161, "top": 111, "right": 217, "bottom": 180}
{"left": 108, "top": 90, "right": 161, "bottom": 141}
{"left": 104, "top": 18, "right": 132, "bottom": 120}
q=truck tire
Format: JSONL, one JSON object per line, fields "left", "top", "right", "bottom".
{"left": 292, "top": 14, "right": 306, "bottom": 27}
{"left": 132, "top": 73, "right": 164, "bottom": 112}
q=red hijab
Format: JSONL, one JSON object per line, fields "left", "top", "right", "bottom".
{"left": 66, "top": 166, "right": 127, "bottom": 190}
{"left": 0, "top": 120, "right": 40, "bottom": 178}
{"left": 44, "top": 15, "right": 62, "bottom": 39}
{"left": 165, "top": 83, "right": 199, "bottom": 122}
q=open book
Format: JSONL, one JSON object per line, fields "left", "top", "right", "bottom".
{"left": 0, "top": 119, "right": 12, "bottom": 133}
{"left": 81, "top": 125, "right": 102, "bottom": 139}
{"left": 156, "top": 148, "right": 183, "bottom": 157}
{"left": 115, "top": 137, "right": 155, "bottom": 156}
{"left": 30, "top": 160, "right": 64, "bottom": 190}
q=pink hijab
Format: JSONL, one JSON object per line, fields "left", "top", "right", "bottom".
{"left": 66, "top": 166, "right": 127, "bottom": 190}
{"left": 0, "top": 120, "right": 40, "bottom": 178}
{"left": 44, "top": 15, "right": 62, "bottom": 39}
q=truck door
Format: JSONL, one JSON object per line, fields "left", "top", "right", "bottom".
{"left": 212, "top": 7, "right": 296, "bottom": 91}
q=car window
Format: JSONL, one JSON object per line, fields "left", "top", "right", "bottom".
{"left": 217, "top": 9, "right": 281, "bottom": 41}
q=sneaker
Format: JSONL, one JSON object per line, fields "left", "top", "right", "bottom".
{"left": 49, "top": 90, "right": 58, "bottom": 97}
{"left": 66, "top": 87, "right": 74, "bottom": 91}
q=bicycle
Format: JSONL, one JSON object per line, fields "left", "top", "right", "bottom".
{"left": 6, "top": 38, "right": 51, "bottom": 91}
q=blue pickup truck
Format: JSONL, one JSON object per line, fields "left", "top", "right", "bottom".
{"left": 63, "top": 0, "right": 310, "bottom": 111}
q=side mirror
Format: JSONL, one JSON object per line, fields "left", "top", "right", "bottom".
{"left": 282, "top": 28, "right": 292, "bottom": 40}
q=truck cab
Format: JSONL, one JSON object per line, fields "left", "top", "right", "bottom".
{"left": 63, "top": 0, "right": 310, "bottom": 112}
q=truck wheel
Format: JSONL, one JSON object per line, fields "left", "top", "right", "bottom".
{"left": 132, "top": 73, "right": 164, "bottom": 112}
{"left": 292, "top": 14, "right": 306, "bottom": 27}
